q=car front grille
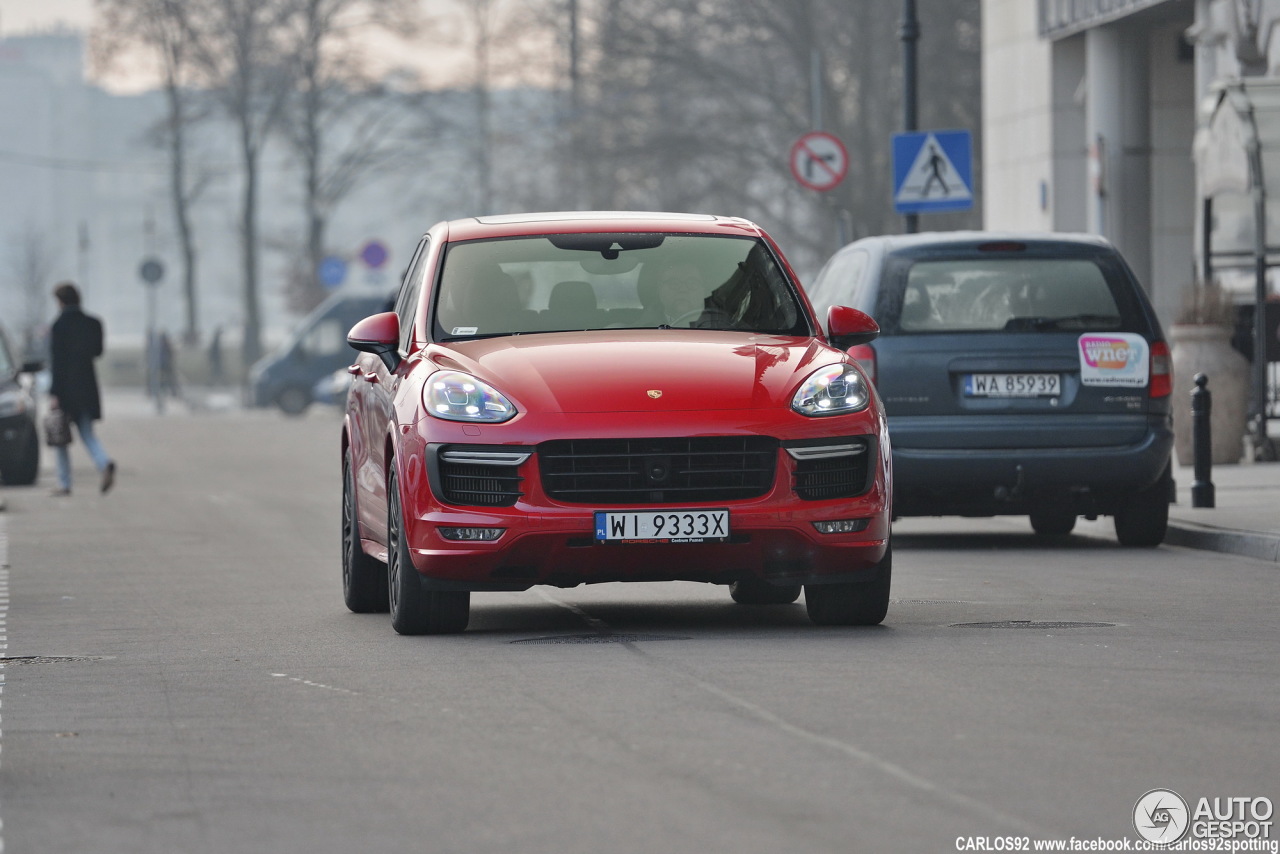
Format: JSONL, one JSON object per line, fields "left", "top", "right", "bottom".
{"left": 787, "top": 437, "right": 875, "bottom": 501}
{"left": 539, "top": 436, "right": 779, "bottom": 504}
{"left": 434, "top": 447, "right": 529, "bottom": 507}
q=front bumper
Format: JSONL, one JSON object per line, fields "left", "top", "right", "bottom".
{"left": 393, "top": 441, "right": 891, "bottom": 592}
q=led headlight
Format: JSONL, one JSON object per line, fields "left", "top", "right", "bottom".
{"left": 791, "top": 363, "right": 870, "bottom": 416}
{"left": 425, "top": 371, "right": 517, "bottom": 423}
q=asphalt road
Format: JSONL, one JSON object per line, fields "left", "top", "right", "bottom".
{"left": 0, "top": 400, "right": 1275, "bottom": 853}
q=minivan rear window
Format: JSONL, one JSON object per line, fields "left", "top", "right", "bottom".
{"left": 890, "top": 258, "right": 1123, "bottom": 334}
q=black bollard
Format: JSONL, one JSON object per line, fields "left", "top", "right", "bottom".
{"left": 1191, "top": 373, "right": 1215, "bottom": 508}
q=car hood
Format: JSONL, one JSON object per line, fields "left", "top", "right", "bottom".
{"left": 428, "top": 330, "right": 839, "bottom": 414}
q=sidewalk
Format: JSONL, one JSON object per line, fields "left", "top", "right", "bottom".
{"left": 1166, "top": 458, "right": 1280, "bottom": 562}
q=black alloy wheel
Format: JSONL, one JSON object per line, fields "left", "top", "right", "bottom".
{"left": 387, "top": 466, "right": 469, "bottom": 635}
{"left": 804, "top": 543, "right": 892, "bottom": 626}
{"left": 342, "top": 453, "right": 388, "bottom": 613}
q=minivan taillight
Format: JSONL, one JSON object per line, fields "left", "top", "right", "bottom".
{"left": 1149, "top": 340, "right": 1172, "bottom": 398}
{"left": 847, "top": 344, "right": 877, "bottom": 386}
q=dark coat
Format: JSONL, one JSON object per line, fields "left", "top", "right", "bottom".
{"left": 50, "top": 306, "right": 104, "bottom": 422}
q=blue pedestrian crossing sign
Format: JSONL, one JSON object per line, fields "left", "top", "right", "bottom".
{"left": 892, "top": 129, "right": 973, "bottom": 214}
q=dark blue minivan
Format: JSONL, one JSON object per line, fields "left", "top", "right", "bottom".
{"left": 805, "top": 232, "right": 1174, "bottom": 546}
{"left": 249, "top": 292, "right": 390, "bottom": 415}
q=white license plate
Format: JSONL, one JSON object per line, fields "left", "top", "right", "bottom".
{"left": 964, "top": 373, "right": 1060, "bottom": 397}
{"left": 594, "top": 509, "right": 730, "bottom": 543}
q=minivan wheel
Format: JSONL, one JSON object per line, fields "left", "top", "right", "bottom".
{"left": 342, "top": 453, "right": 388, "bottom": 613}
{"left": 387, "top": 467, "right": 469, "bottom": 634}
{"left": 1114, "top": 468, "right": 1171, "bottom": 548}
{"left": 277, "top": 386, "right": 311, "bottom": 416}
{"left": 804, "top": 544, "right": 892, "bottom": 626}
{"left": 730, "top": 578, "right": 802, "bottom": 605}
{"left": 1029, "top": 506, "right": 1076, "bottom": 537}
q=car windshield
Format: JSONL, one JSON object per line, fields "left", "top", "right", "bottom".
{"left": 890, "top": 258, "right": 1124, "bottom": 334}
{"left": 433, "top": 234, "right": 808, "bottom": 340}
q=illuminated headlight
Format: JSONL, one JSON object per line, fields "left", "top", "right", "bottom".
{"left": 812, "top": 519, "right": 871, "bottom": 534}
{"left": 0, "top": 388, "right": 27, "bottom": 418}
{"left": 791, "top": 364, "right": 869, "bottom": 416}
{"left": 438, "top": 526, "right": 505, "bottom": 541}
{"left": 425, "top": 371, "right": 516, "bottom": 423}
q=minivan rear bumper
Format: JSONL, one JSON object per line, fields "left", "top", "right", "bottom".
{"left": 890, "top": 416, "right": 1173, "bottom": 517}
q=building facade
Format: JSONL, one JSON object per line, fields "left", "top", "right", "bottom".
{"left": 982, "top": 0, "right": 1280, "bottom": 329}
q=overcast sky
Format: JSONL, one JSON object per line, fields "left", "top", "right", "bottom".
{"left": 0, "top": 0, "right": 499, "bottom": 93}
{"left": 0, "top": 0, "right": 92, "bottom": 36}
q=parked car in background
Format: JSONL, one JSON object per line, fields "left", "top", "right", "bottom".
{"left": 249, "top": 291, "right": 390, "bottom": 415}
{"left": 0, "top": 326, "right": 42, "bottom": 485}
{"left": 805, "top": 232, "right": 1173, "bottom": 546}
{"left": 342, "top": 211, "right": 892, "bottom": 634}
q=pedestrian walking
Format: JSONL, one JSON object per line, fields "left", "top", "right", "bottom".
{"left": 48, "top": 282, "right": 115, "bottom": 496}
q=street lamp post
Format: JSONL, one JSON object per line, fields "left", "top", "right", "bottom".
{"left": 901, "top": 0, "right": 920, "bottom": 234}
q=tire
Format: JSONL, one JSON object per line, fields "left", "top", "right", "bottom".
{"left": 387, "top": 467, "right": 469, "bottom": 635}
{"left": 804, "top": 544, "right": 892, "bottom": 626}
{"left": 277, "top": 386, "right": 312, "bottom": 416}
{"left": 342, "top": 453, "right": 388, "bottom": 613}
{"left": 729, "top": 578, "right": 802, "bottom": 605}
{"left": 1029, "top": 506, "right": 1076, "bottom": 537}
{"left": 0, "top": 428, "right": 39, "bottom": 486}
{"left": 1114, "top": 468, "right": 1170, "bottom": 548}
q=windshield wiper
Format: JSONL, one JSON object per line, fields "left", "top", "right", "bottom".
{"left": 1004, "top": 314, "right": 1121, "bottom": 331}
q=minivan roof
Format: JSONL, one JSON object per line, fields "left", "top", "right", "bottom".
{"left": 849, "top": 231, "right": 1115, "bottom": 253}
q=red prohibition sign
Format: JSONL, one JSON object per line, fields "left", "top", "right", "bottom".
{"left": 790, "top": 131, "right": 849, "bottom": 192}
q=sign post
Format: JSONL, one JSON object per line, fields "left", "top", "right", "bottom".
{"left": 138, "top": 257, "right": 164, "bottom": 405}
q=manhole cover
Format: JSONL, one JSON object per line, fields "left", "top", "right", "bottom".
{"left": 511, "top": 633, "right": 691, "bottom": 645}
{"left": 1, "top": 655, "right": 107, "bottom": 665}
{"left": 950, "top": 620, "right": 1114, "bottom": 629}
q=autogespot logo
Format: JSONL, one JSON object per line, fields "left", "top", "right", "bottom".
{"left": 1134, "top": 788, "right": 1191, "bottom": 843}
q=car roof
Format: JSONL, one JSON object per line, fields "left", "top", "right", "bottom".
{"left": 849, "top": 230, "right": 1116, "bottom": 254}
{"left": 441, "top": 211, "right": 766, "bottom": 242}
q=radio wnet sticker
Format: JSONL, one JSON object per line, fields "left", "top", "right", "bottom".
{"left": 1078, "top": 333, "right": 1149, "bottom": 387}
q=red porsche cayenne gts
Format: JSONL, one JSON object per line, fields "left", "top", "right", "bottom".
{"left": 342, "top": 212, "right": 892, "bottom": 634}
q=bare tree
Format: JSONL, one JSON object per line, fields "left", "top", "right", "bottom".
{"left": 93, "top": 0, "right": 212, "bottom": 345}
{"left": 182, "top": 0, "right": 299, "bottom": 372}
{"left": 491, "top": 0, "right": 981, "bottom": 273}
{"left": 279, "top": 0, "right": 421, "bottom": 312}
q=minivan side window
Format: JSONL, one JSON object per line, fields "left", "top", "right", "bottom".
{"left": 299, "top": 318, "right": 346, "bottom": 359}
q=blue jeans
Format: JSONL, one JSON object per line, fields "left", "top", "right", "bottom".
{"left": 54, "top": 413, "right": 112, "bottom": 491}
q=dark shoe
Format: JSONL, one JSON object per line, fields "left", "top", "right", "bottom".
{"left": 100, "top": 462, "right": 116, "bottom": 495}
{"left": 50, "top": 487, "right": 71, "bottom": 497}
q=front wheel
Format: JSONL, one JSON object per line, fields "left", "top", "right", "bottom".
{"left": 387, "top": 467, "right": 469, "bottom": 634}
{"left": 342, "top": 453, "right": 388, "bottom": 613}
{"left": 804, "top": 544, "right": 892, "bottom": 626}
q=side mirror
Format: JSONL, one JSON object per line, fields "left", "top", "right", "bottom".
{"left": 827, "top": 305, "right": 879, "bottom": 349}
{"left": 347, "top": 311, "right": 401, "bottom": 372}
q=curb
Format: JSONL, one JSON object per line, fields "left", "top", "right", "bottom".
{"left": 1165, "top": 520, "right": 1280, "bottom": 563}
